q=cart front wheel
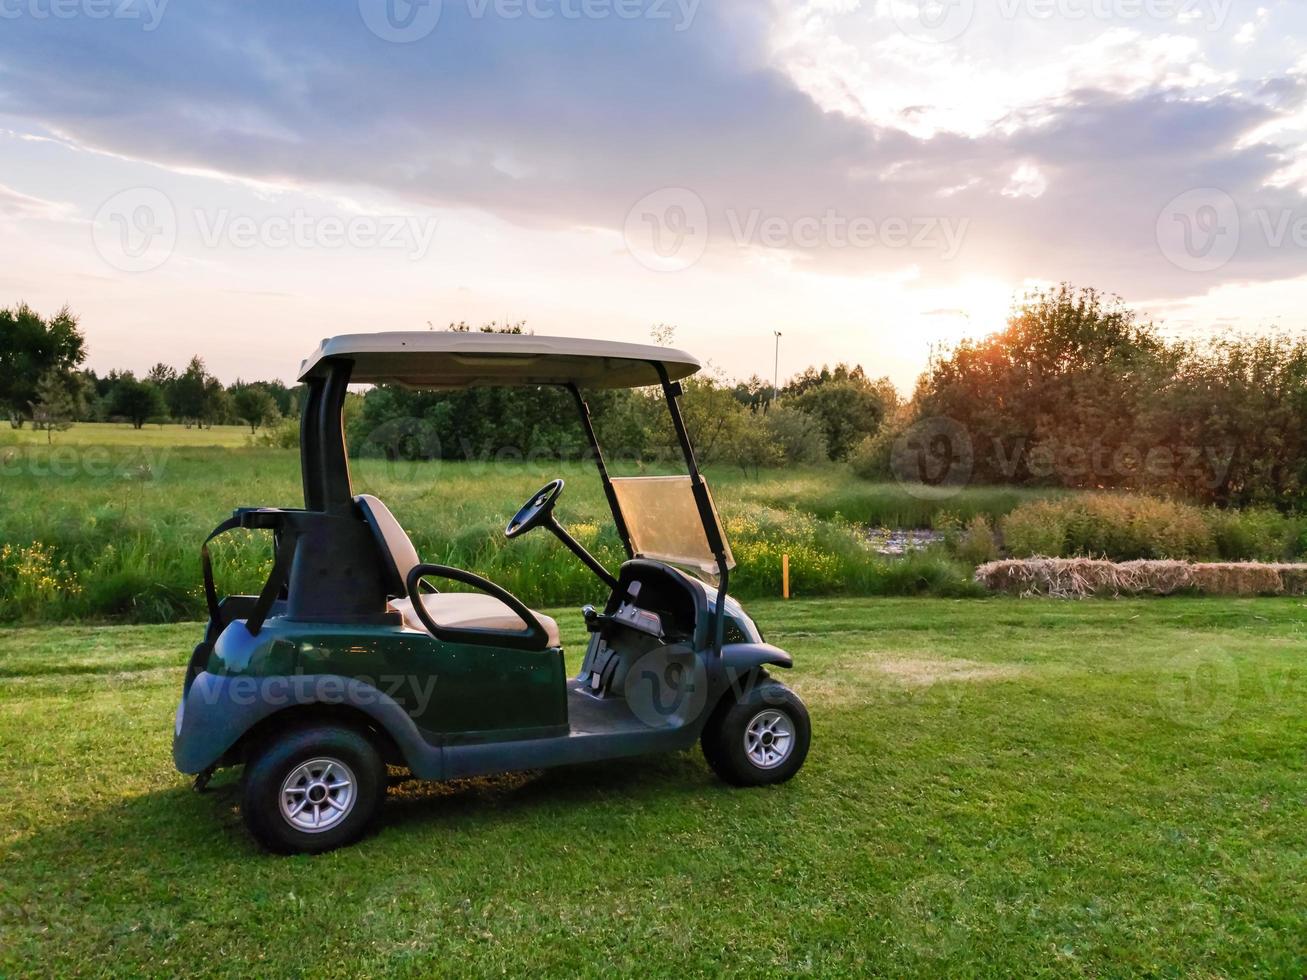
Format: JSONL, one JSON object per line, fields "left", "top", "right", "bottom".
{"left": 702, "top": 680, "right": 810, "bottom": 787}
{"left": 241, "top": 724, "right": 386, "bottom": 854}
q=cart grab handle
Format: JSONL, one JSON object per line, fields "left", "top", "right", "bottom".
{"left": 405, "top": 563, "right": 551, "bottom": 651}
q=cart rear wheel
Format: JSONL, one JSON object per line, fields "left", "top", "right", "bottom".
{"left": 241, "top": 724, "right": 386, "bottom": 854}
{"left": 701, "top": 680, "right": 810, "bottom": 787}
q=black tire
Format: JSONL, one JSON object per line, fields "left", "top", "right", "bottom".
{"left": 241, "top": 724, "right": 386, "bottom": 854}
{"left": 701, "top": 679, "right": 810, "bottom": 787}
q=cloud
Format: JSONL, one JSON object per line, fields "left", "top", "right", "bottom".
{"left": 0, "top": 1, "right": 1303, "bottom": 301}
{"left": 0, "top": 182, "right": 74, "bottom": 221}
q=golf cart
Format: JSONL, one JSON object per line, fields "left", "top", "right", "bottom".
{"left": 173, "top": 332, "right": 810, "bottom": 853}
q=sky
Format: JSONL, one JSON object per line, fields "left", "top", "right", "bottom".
{"left": 1, "top": 0, "right": 1305, "bottom": 391}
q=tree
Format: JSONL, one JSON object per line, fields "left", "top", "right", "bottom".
{"left": 793, "top": 376, "right": 898, "bottom": 460}
{"left": 168, "top": 357, "right": 207, "bottom": 425}
{"left": 29, "top": 370, "right": 77, "bottom": 442}
{"left": 763, "top": 404, "right": 829, "bottom": 465}
{"left": 168, "top": 356, "right": 230, "bottom": 427}
{"left": 203, "top": 376, "right": 231, "bottom": 427}
{"left": 728, "top": 409, "right": 785, "bottom": 475}
{"left": 108, "top": 374, "right": 166, "bottom": 429}
{"left": 0, "top": 304, "right": 86, "bottom": 427}
{"left": 913, "top": 284, "right": 1172, "bottom": 488}
{"left": 257, "top": 379, "right": 296, "bottom": 417}
{"left": 232, "top": 384, "right": 280, "bottom": 434}
{"left": 782, "top": 362, "right": 870, "bottom": 399}
{"left": 731, "top": 375, "right": 775, "bottom": 410}
{"left": 672, "top": 376, "right": 748, "bottom": 466}
{"left": 146, "top": 362, "right": 178, "bottom": 387}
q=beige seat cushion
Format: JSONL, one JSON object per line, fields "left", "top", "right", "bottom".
{"left": 392, "top": 592, "right": 561, "bottom": 647}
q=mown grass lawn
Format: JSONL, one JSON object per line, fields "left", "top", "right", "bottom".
{"left": 1, "top": 597, "right": 1304, "bottom": 976}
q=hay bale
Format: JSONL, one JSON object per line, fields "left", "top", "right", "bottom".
{"left": 976, "top": 558, "right": 1307, "bottom": 598}
{"left": 975, "top": 557, "right": 1126, "bottom": 598}
{"left": 1116, "top": 559, "right": 1194, "bottom": 595}
{"left": 1190, "top": 563, "right": 1284, "bottom": 596}
{"left": 1275, "top": 564, "right": 1307, "bottom": 596}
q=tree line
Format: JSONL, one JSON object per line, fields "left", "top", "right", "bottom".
{"left": 1, "top": 304, "right": 291, "bottom": 436}
{"left": 345, "top": 323, "right": 898, "bottom": 473}
{"left": 858, "top": 285, "right": 1307, "bottom": 510}
{"left": 0, "top": 305, "right": 900, "bottom": 467}
{"left": 7, "top": 292, "right": 1306, "bottom": 509}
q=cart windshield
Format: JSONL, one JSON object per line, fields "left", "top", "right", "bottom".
{"left": 609, "top": 476, "right": 735, "bottom": 577}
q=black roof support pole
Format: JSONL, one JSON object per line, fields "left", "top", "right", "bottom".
{"left": 318, "top": 359, "right": 355, "bottom": 516}
{"left": 654, "top": 363, "right": 730, "bottom": 656}
{"left": 566, "top": 383, "right": 633, "bottom": 559}
{"left": 299, "top": 378, "right": 325, "bottom": 511}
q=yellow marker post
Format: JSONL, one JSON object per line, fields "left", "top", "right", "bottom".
{"left": 782, "top": 553, "right": 790, "bottom": 599}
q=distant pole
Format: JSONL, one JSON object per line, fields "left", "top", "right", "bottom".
{"left": 772, "top": 331, "right": 782, "bottom": 404}
{"left": 782, "top": 553, "right": 790, "bottom": 600}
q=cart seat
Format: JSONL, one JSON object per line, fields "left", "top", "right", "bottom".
{"left": 355, "top": 493, "right": 560, "bottom": 647}
{"left": 391, "top": 592, "right": 561, "bottom": 647}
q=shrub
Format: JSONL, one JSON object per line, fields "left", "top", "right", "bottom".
{"left": 253, "top": 416, "right": 300, "bottom": 449}
{"left": 954, "top": 515, "right": 998, "bottom": 565}
{"left": 1002, "top": 494, "right": 1217, "bottom": 560}
{"left": 1001, "top": 499, "right": 1069, "bottom": 556}
{"left": 850, "top": 428, "right": 893, "bottom": 480}
{"left": 764, "top": 405, "right": 828, "bottom": 465}
{"left": 1205, "top": 508, "right": 1300, "bottom": 562}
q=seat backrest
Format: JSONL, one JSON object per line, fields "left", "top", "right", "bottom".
{"left": 354, "top": 494, "right": 421, "bottom": 599}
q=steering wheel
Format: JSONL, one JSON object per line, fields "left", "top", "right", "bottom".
{"left": 505, "top": 479, "right": 564, "bottom": 539}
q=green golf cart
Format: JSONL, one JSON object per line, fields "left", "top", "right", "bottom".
{"left": 173, "top": 332, "right": 810, "bottom": 853}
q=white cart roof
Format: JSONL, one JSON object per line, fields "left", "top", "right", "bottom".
{"left": 298, "top": 332, "right": 701, "bottom": 389}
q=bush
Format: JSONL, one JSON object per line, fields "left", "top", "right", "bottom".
{"left": 764, "top": 405, "right": 828, "bottom": 465}
{"left": 253, "top": 416, "right": 299, "bottom": 449}
{"left": 1001, "top": 499, "right": 1069, "bottom": 556}
{"left": 1002, "top": 494, "right": 1216, "bottom": 560}
{"left": 954, "top": 515, "right": 998, "bottom": 565}
{"left": 849, "top": 431, "right": 886, "bottom": 480}
{"left": 997, "top": 494, "right": 1305, "bottom": 563}
{"left": 1206, "top": 508, "right": 1301, "bottom": 562}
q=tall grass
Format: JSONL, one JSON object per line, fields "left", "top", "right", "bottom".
{"left": 750, "top": 475, "right": 1064, "bottom": 528}
{"left": 1, "top": 448, "right": 978, "bottom": 624}
{"left": 1000, "top": 494, "right": 1307, "bottom": 562}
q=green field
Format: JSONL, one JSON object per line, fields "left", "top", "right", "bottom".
{"left": 1, "top": 430, "right": 1023, "bottom": 624}
{"left": 1, "top": 421, "right": 253, "bottom": 448}
{"left": 1, "top": 597, "right": 1303, "bottom": 976}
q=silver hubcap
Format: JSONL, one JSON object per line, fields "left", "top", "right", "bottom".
{"left": 744, "top": 709, "right": 795, "bottom": 769}
{"left": 279, "top": 757, "right": 356, "bottom": 833}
